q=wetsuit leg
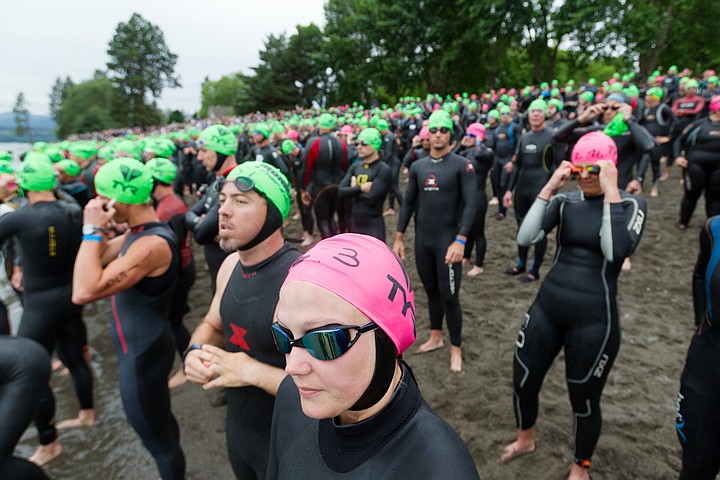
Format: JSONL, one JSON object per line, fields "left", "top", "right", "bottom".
{"left": 676, "top": 331, "right": 720, "bottom": 480}
{"left": 564, "top": 305, "right": 620, "bottom": 462}
{"left": 351, "top": 216, "right": 386, "bottom": 243}
{"left": 703, "top": 167, "right": 720, "bottom": 219}
{"left": 0, "top": 301, "right": 8, "bottom": 336}
{"left": 225, "top": 391, "right": 277, "bottom": 480}
{"left": 56, "top": 309, "right": 94, "bottom": 410}
{"left": 490, "top": 158, "right": 501, "bottom": 199}
{"left": 204, "top": 243, "right": 229, "bottom": 295}
{"left": 296, "top": 189, "right": 314, "bottom": 235}
{"left": 498, "top": 159, "right": 512, "bottom": 216}
{"left": 118, "top": 325, "right": 185, "bottom": 479}
{"left": 415, "top": 241, "right": 445, "bottom": 334}
{"left": 314, "top": 190, "right": 339, "bottom": 239}
{"left": 680, "top": 162, "right": 708, "bottom": 226}
{"left": 513, "top": 305, "right": 564, "bottom": 430}
{"left": 0, "top": 337, "right": 52, "bottom": 480}
{"left": 465, "top": 192, "right": 488, "bottom": 266}
{"left": 388, "top": 159, "right": 403, "bottom": 210}
{"left": 168, "top": 262, "right": 196, "bottom": 356}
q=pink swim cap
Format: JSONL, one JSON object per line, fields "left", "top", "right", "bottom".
{"left": 418, "top": 126, "right": 430, "bottom": 139}
{"left": 286, "top": 129, "right": 299, "bottom": 141}
{"left": 466, "top": 122, "right": 486, "bottom": 141}
{"left": 710, "top": 95, "right": 720, "bottom": 112}
{"left": 283, "top": 234, "right": 416, "bottom": 354}
{"left": 340, "top": 125, "right": 354, "bottom": 135}
{"left": 571, "top": 131, "right": 618, "bottom": 165}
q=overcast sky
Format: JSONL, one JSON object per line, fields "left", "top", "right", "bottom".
{"left": 0, "top": 0, "right": 327, "bottom": 117}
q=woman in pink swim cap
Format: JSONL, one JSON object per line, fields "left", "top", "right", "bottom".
{"left": 499, "top": 132, "right": 647, "bottom": 480}
{"left": 267, "top": 233, "right": 479, "bottom": 479}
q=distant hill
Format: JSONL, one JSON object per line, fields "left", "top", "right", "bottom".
{"left": 0, "top": 112, "right": 57, "bottom": 142}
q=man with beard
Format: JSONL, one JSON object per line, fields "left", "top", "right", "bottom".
{"left": 184, "top": 162, "right": 300, "bottom": 479}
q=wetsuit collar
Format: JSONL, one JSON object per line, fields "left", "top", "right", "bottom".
{"left": 220, "top": 165, "right": 236, "bottom": 177}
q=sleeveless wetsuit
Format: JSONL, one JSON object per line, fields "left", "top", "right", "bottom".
{"left": 397, "top": 153, "right": 477, "bottom": 346}
{"left": 676, "top": 215, "right": 720, "bottom": 479}
{"left": 0, "top": 336, "right": 51, "bottom": 480}
{"left": 111, "top": 222, "right": 184, "bottom": 480}
{"left": 513, "top": 190, "right": 646, "bottom": 464}
{"left": 338, "top": 159, "right": 392, "bottom": 242}
{"left": 219, "top": 244, "right": 299, "bottom": 479}
{"left": 0, "top": 200, "right": 91, "bottom": 445}
{"left": 267, "top": 363, "right": 480, "bottom": 479}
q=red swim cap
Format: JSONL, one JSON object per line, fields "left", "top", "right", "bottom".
{"left": 283, "top": 234, "right": 416, "bottom": 354}
{"left": 571, "top": 131, "right": 618, "bottom": 165}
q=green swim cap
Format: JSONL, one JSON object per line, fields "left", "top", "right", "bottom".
{"left": 318, "top": 113, "right": 337, "bottom": 130}
{"left": 114, "top": 140, "right": 142, "bottom": 160}
{"left": 0, "top": 160, "right": 14, "bottom": 174}
{"left": 18, "top": 154, "right": 56, "bottom": 192}
{"left": 669, "top": 65, "right": 678, "bottom": 73}
{"left": 57, "top": 159, "right": 81, "bottom": 177}
{"left": 358, "top": 117, "right": 369, "bottom": 128}
{"left": 69, "top": 142, "right": 98, "bottom": 160}
{"left": 488, "top": 110, "right": 500, "bottom": 121}
{"left": 685, "top": 79, "right": 699, "bottom": 89}
{"left": 280, "top": 139, "right": 296, "bottom": 155}
{"left": 32, "top": 142, "right": 49, "bottom": 152}
{"left": 565, "top": 86, "right": 574, "bottom": 94}
{"left": 145, "top": 158, "right": 177, "bottom": 185}
{"left": 376, "top": 119, "right": 390, "bottom": 131}
{"left": 198, "top": 124, "right": 238, "bottom": 156}
{"left": 528, "top": 99, "right": 548, "bottom": 115}
{"left": 609, "top": 82, "right": 623, "bottom": 92}
{"left": 427, "top": 110, "right": 453, "bottom": 131}
{"left": 567, "top": 79, "right": 575, "bottom": 85}
{"left": 98, "top": 145, "right": 117, "bottom": 162}
{"left": 581, "top": 91, "right": 595, "bottom": 103}
{"left": 548, "top": 99, "right": 563, "bottom": 112}
{"left": 540, "top": 82, "right": 549, "bottom": 90}
{"left": 253, "top": 123, "right": 271, "bottom": 139}
{"left": 0, "top": 152, "right": 12, "bottom": 162}
{"left": 646, "top": 87, "right": 664, "bottom": 100}
{"left": 94, "top": 157, "right": 153, "bottom": 204}
{"left": 625, "top": 85, "right": 640, "bottom": 98}
{"left": 227, "top": 161, "right": 292, "bottom": 220}
{"left": 709, "top": 76, "right": 719, "bottom": 85}
{"left": 44, "top": 146, "right": 64, "bottom": 163}
{"left": 144, "top": 138, "right": 175, "bottom": 159}
{"left": 357, "top": 128, "right": 382, "bottom": 152}
{"left": 498, "top": 105, "right": 512, "bottom": 115}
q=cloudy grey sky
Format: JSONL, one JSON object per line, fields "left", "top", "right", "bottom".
{"left": 0, "top": 0, "right": 327, "bottom": 116}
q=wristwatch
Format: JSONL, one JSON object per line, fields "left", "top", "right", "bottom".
{"left": 82, "top": 224, "right": 107, "bottom": 235}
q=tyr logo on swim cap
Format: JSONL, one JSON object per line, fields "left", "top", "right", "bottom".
{"left": 571, "top": 131, "right": 618, "bottom": 165}
{"left": 94, "top": 157, "right": 153, "bottom": 204}
{"left": 284, "top": 233, "right": 416, "bottom": 354}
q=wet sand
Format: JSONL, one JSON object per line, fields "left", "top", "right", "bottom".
{"left": 24, "top": 168, "right": 697, "bottom": 479}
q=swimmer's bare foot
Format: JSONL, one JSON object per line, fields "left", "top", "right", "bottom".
{"left": 382, "top": 208, "right": 396, "bottom": 217}
{"left": 29, "top": 439, "right": 63, "bottom": 466}
{"left": 417, "top": 330, "right": 444, "bottom": 353}
{"left": 567, "top": 463, "right": 591, "bottom": 480}
{"left": 650, "top": 187, "right": 659, "bottom": 197}
{"left": 467, "top": 265, "right": 484, "bottom": 277}
{"left": 450, "top": 346, "right": 462, "bottom": 372}
{"left": 57, "top": 408, "right": 96, "bottom": 429}
{"left": 300, "top": 233, "right": 314, "bottom": 248}
{"left": 51, "top": 359, "right": 64, "bottom": 371}
{"left": 168, "top": 368, "right": 187, "bottom": 389}
{"left": 621, "top": 257, "right": 632, "bottom": 271}
{"left": 462, "top": 258, "right": 469, "bottom": 267}
{"left": 499, "top": 431, "right": 536, "bottom": 464}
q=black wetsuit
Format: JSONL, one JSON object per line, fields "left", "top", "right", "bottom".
{"left": 303, "top": 133, "right": 348, "bottom": 238}
{"left": 397, "top": 152, "right": 477, "bottom": 346}
{"left": 156, "top": 193, "right": 195, "bottom": 358}
{"left": 402, "top": 147, "right": 430, "bottom": 168}
{"left": 59, "top": 180, "right": 91, "bottom": 209}
{"left": 338, "top": 159, "right": 392, "bottom": 242}
{"left": 251, "top": 144, "right": 291, "bottom": 182}
{"left": 266, "top": 364, "right": 480, "bottom": 479}
{"left": 285, "top": 146, "right": 314, "bottom": 235}
{"left": 111, "top": 223, "right": 184, "bottom": 480}
{"left": 457, "top": 143, "right": 494, "bottom": 267}
{"left": 487, "top": 122, "right": 522, "bottom": 216}
{"left": 553, "top": 117, "right": 655, "bottom": 189}
{"left": 514, "top": 190, "right": 647, "bottom": 464}
{"left": 0, "top": 336, "right": 51, "bottom": 480}
{"left": 676, "top": 215, "right": 720, "bottom": 480}
{"left": 380, "top": 130, "right": 402, "bottom": 211}
{"left": 220, "top": 244, "right": 300, "bottom": 479}
{"left": 186, "top": 169, "right": 233, "bottom": 294}
{"left": 0, "top": 200, "right": 92, "bottom": 446}
{"left": 672, "top": 116, "right": 720, "bottom": 226}
{"left": 506, "top": 127, "right": 559, "bottom": 276}
{"left": 639, "top": 103, "right": 678, "bottom": 189}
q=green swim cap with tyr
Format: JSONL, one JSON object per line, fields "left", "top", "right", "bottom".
{"left": 94, "top": 157, "right": 153, "bottom": 204}
{"left": 227, "top": 161, "right": 292, "bottom": 220}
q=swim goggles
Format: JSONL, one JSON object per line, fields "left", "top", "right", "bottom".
{"left": 271, "top": 322, "right": 379, "bottom": 360}
{"left": 214, "top": 175, "right": 255, "bottom": 192}
{"left": 428, "top": 127, "right": 451, "bottom": 134}
{"left": 570, "top": 165, "right": 601, "bottom": 176}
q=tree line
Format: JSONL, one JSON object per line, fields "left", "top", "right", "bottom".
{"left": 50, "top": 0, "right": 718, "bottom": 136}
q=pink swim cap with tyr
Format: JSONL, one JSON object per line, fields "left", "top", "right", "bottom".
{"left": 283, "top": 234, "right": 416, "bottom": 354}
{"left": 571, "top": 131, "right": 618, "bottom": 165}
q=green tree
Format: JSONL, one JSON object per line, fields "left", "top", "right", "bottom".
{"left": 106, "top": 13, "right": 180, "bottom": 127}
{"left": 49, "top": 76, "right": 74, "bottom": 123}
{"left": 57, "top": 77, "right": 116, "bottom": 138}
{"left": 200, "top": 73, "right": 253, "bottom": 117}
{"left": 167, "top": 110, "right": 186, "bottom": 124}
{"left": 13, "top": 92, "right": 32, "bottom": 142}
